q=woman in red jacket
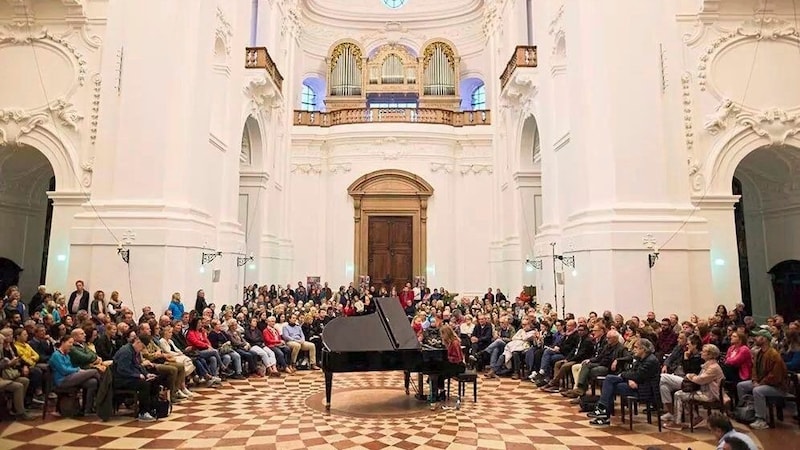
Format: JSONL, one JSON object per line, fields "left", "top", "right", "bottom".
{"left": 428, "top": 324, "right": 466, "bottom": 409}
{"left": 262, "top": 316, "right": 292, "bottom": 373}
{"left": 186, "top": 318, "right": 224, "bottom": 378}
{"left": 723, "top": 331, "right": 752, "bottom": 382}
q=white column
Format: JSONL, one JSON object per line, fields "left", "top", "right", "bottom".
{"left": 696, "top": 196, "right": 743, "bottom": 307}
{"left": 538, "top": 0, "right": 715, "bottom": 317}
{"left": 45, "top": 192, "right": 85, "bottom": 292}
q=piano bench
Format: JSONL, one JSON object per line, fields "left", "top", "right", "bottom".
{"left": 446, "top": 371, "right": 478, "bottom": 403}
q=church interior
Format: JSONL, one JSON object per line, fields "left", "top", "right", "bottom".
{"left": 2, "top": 0, "right": 800, "bottom": 449}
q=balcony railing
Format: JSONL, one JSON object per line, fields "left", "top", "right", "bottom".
{"left": 500, "top": 45, "right": 538, "bottom": 90}
{"left": 293, "top": 108, "right": 491, "bottom": 127}
{"left": 245, "top": 47, "right": 284, "bottom": 94}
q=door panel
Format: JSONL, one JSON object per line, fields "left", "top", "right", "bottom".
{"left": 368, "top": 216, "right": 413, "bottom": 293}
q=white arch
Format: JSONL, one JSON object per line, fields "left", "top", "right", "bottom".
{"left": 241, "top": 115, "right": 265, "bottom": 170}
{"left": 16, "top": 125, "right": 80, "bottom": 191}
{"left": 518, "top": 114, "right": 540, "bottom": 171}
{"left": 705, "top": 126, "right": 800, "bottom": 194}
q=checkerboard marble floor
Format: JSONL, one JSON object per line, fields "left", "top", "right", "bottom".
{"left": 0, "top": 371, "right": 774, "bottom": 450}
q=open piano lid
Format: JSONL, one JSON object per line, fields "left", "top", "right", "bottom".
{"left": 322, "top": 297, "right": 420, "bottom": 352}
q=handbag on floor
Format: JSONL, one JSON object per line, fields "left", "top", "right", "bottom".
{"left": 579, "top": 394, "right": 599, "bottom": 413}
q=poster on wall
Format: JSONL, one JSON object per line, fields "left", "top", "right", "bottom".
{"left": 306, "top": 276, "right": 321, "bottom": 290}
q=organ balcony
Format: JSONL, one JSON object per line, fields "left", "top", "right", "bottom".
{"left": 292, "top": 108, "right": 490, "bottom": 127}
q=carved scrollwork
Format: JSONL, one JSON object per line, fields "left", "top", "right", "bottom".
{"left": 459, "top": 164, "right": 493, "bottom": 175}
{"left": 735, "top": 108, "right": 800, "bottom": 145}
{"left": 429, "top": 162, "right": 454, "bottom": 174}
{"left": 290, "top": 163, "right": 322, "bottom": 174}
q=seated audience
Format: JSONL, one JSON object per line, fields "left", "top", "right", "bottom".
{"left": 736, "top": 329, "right": 788, "bottom": 430}
{"left": 112, "top": 335, "right": 161, "bottom": 422}
{"left": 664, "top": 344, "right": 725, "bottom": 430}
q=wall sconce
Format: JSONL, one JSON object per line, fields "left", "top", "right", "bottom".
{"left": 237, "top": 254, "right": 254, "bottom": 267}
{"left": 202, "top": 251, "right": 222, "bottom": 265}
{"left": 648, "top": 250, "right": 660, "bottom": 268}
{"left": 525, "top": 259, "right": 543, "bottom": 271}
{"left": 555, "top": 254, "right": 575, "bottom": 268}
{"left": 117, "top": 243, "right": 130, "bottom": 264}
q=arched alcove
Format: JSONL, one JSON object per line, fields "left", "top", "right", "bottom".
{"left": 347, "top": 170, "right": 433, "bottom": 290}
{"left": 519, "top": 115, "right": 540, "bottom": 169}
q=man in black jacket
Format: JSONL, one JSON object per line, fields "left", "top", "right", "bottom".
{"left": 540, "top": 325, "right": 593, "bottom": 392}
{"left": 564, "top": 328, "right": 625, "bottom": 398}
{"left": 469, "top": 314, "right": 494, "bottom": 368}
{"left": 588, "top": 338, "right": 660, "bottom": 426}
{"left": 67, "top": 280, "right": 90, "bottom": 314}
{"left": 533, "top": 319, "right": 579, "bottom": 386}
{"left": 113, "top": 336, "right": 161, "bottom": 422}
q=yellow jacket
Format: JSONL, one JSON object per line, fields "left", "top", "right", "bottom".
{"left": 14, "top": 341, "right": 40, "bottom": 366}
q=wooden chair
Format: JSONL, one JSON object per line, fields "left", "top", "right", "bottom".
{"left": 590, "top": 376, "right": 606, "bottom": 396}
{"left": 620, "top": 382, "right": 663, "bottom": 432}
{"left": 685, "top": 381, "right": 727, "bottom": 432}
{"left": 41, "top": 379, "right": 81, "bottom": 419}
{"left": 446, "top": 370, "right": 478, "bottom": 403}
{"left": 764, "top": 371, "right": 799, "bottom": 428}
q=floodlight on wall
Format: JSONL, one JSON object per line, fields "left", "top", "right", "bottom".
{"left": 117, "top": 243, "right": 130, "bottom": 264}
{"left": 555, "top": 254, "right": 575, "bottom": 268}
{"left": 237, "top": 254, "right": 254, "bottom": 267}
{"left": 525, "top": 259, "right": 543, "bottom": 271}
{"left": 202, "top": 251, "right": 222, "bottom": 265}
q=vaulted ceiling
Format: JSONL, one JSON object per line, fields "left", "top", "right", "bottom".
{"left": 296, "top": 0, "right": 489, "bottom": 58}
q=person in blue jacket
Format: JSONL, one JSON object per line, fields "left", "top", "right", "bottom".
{"left": 167, "top": 292, "right": 185, "bottom": 320}
{"left": 49, "top": 335, "right": 100, "bottom": 416}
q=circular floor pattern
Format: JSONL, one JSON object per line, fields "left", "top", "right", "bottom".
{"left": 0, "top": 371, "right": 774, "bottom": 450}
{"left": 305, "top": 387, "right": 437, "bottom": 418}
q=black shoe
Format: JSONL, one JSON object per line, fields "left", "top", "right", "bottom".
{"left": 535, "top": 378, "right": 550, "bottom": 387}
{"left": 589, "top": 417, "right": 610, "bottom": 426}
{"left": 587, "top": 406, "right": 607, "bottom": 419}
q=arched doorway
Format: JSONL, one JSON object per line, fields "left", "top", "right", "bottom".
{"left": 733, "top": 144, "right": 800, "bottom": 320}
{"left": 0, "top": 144, "right": 56, "bottom": 297}
{"left": 347, "top": 170, "right": 433, "bottom": 292}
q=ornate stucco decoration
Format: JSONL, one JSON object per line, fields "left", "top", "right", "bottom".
{"left": 290, "top": 163, "right": 322, "bottom": 174}
{"left": 736, "top": 108, "right": 800, "bottom": 145}
{"left": 89, "top": 73, "right": 101, "bottom": 144}
{"left": 243, "top": 76, "right": 280, "bottom": 111}
{"left": 703, "top": 98, "right": 738, "bottom": 135}
{"left": 360, "top": 22, "right": 427, "bottom": 48}
{"left": 0, "top": 25, "right": 89, "bottom": 86}
{"left": 548, "top": 3, "right": 566, "bottom": 58}
{"left": 121, "top": 229, "right": 137, "bottom": 246}
{"left": 215, "top": 6, "right": 233, "bottom": 55}
{"left": 459, "top": 164, "right": 493, "bottom": 175}
{"left": 80, "top": 157, "right": 93, "bottom": 187}
{"left": 0, "top": 100, "right": 82, "bottom": 145}
{"left": 328, "top": 163, "right": 351, "bottom": 174}
{"left": 688, "top": 157, "right": 705, "bottom": 193}
{"left": 698, "top": 17, "right": 799, "bottom": 91}
{"left": 429, "top": 162, "right": 454, "bottom": 174}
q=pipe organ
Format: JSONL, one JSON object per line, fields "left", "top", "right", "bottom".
{"left": 325, "top": 40, "right": 462, "bottom": 111}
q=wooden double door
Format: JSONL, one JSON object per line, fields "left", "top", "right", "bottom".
{"left": 368, "top": 216, "right": 413, "bottom": 293}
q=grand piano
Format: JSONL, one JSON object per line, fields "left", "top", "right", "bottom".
{"left": 321, "top": 296, "right": 446, "bottom": 409}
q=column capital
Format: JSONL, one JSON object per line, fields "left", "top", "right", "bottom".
{"left": 46, "top": 191, "right": 89, "bottom": 206}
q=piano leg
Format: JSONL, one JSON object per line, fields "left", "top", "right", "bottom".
{"left": 415, "top": 372, "right": 427, "bottom": 400}
{"left": 404, "top": 371, "right": 410, "bottom": 395}
{"left": 324, "top": 371, "right": 333, "bottom": 410}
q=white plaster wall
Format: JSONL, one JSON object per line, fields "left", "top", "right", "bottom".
{"left": 289, "top": 126, "right": 492, "bottom": 296}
